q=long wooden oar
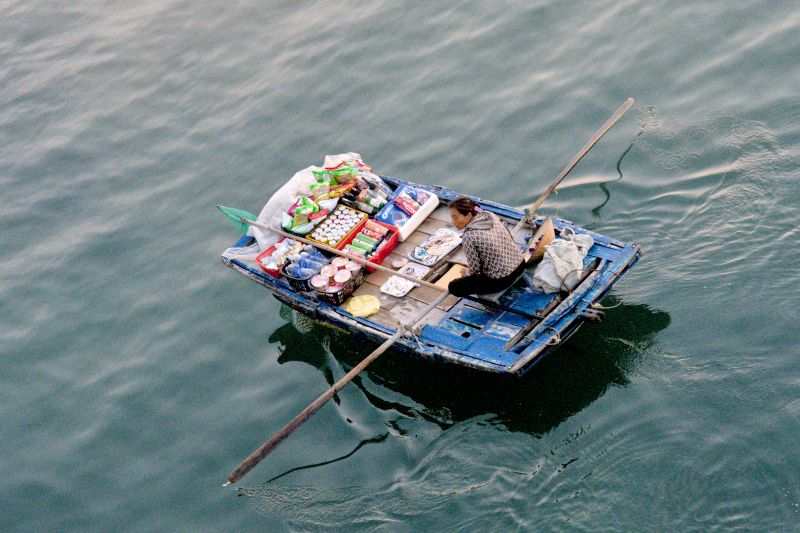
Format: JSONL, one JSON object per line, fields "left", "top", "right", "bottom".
{"left": 226, "top": 290, "right": 450, "bottom": 484}
{"left": 511, "top": 97, "right": 635, "bottom": 236}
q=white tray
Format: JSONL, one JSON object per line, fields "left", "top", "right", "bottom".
{"left": 379, "top": 264, "right": 431, "bottom": 297}
{"left": 409, "top": 228, "right": 462, "bottom": 266}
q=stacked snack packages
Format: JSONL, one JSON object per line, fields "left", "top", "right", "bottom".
{"left": 310, "top": 256, "right": 363, "bottom": 294}
{"left": 309, "top": 167, "right": 357, "bottom": 200}
{"left": 343, "top": 220, "right": 391, "bottom": 259}
{"left": 283, "top": 158, "right": 381, "bottom": 235}
{"left": 277, "top": 158, "right": 399, "bottom": 297}
{"left": 315, "top": 159, "right": 392, "bottom": 216}
{"left": 299, "top": 157, "right": 394, "bottom": 221}
{"left": 393, "top": 188, "right": 429, "bottom": 216}
{"left": 283, "top": 196, "right": 329, "bottom": 234}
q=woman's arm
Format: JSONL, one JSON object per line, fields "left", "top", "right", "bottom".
{"left": 461, "top": 233, "right": 482, "bottom": 276}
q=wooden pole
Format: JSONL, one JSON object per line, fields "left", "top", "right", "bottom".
{"left": 226, "top": 291, "right": 450, "bottom": 484}
{"left": 242, "top": 218, "right": 448, "bottom": 293}
{"left": 511, "top": 98, "right": 635, "bottom": 236}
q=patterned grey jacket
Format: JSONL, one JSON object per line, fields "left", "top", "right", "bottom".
{"left": 461, "top": 211, "right": 523, "bottom": 278}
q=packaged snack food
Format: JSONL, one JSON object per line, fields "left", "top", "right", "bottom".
{"left": 359, "top": 227, "right": 382, "bottom": 241}
{"left": 308, "top": 208, "right": 329, "bottom": 221}
{"left": 364, "top": 220, "right": 389, "bottom": 235}
{"left": 330, "top": 166, "right": 356, "bottom": 183}
{"left": 413, "top": 189, "right": 430, "bottom": 204}
{"left": 393, "top": 191, "right": 420, "bottom": 216}
{"left": 354, "top": 233, "right": 378, "bottom": 246}
{"left": 344, "top": 245, "right": 367, "bottom": 257}
{"left": 333, "top": 269, "right": 352, "bottom": 284}
{"left": 344, "top": 260, "right": 362, "bottom": 272}
{"left": 331, "top": 257, "right": 349, "bottom": 269}
{"left": 312, "top": 169, "right": 332, "bottom": 183}
{"left": 349, "top": 239, "right": 373, "bottom": 254}
{"left": 310, "top": 275, "right": 329, "bottom": 290}
{"left": 309, "top": 182, "right": 330, "bottom": 197}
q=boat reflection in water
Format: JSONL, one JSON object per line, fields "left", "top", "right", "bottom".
{"left": 243, "top": 298, "right": 670, "bottom": 525}
{"left": 267, "top": 296, "right": 670, "bottom": 436}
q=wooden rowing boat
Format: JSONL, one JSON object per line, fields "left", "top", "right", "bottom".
{"left": 220, "top": 175, "right": 641, "bottom": 377}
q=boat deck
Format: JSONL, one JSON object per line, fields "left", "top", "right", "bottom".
{"left": 346, "top": 206, "right": 456, "bottom": 326}
{"left": 345, "top": 205, "right": 544, "bottom": 332}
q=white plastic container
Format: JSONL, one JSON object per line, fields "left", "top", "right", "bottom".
{"left": 396, "top": 192, "right": 439, "bottom": 241}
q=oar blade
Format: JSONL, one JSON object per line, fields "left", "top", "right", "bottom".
{"left": 217, "top": 205, "right": 257, "bottom": 235}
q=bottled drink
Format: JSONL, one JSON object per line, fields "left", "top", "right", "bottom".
{"left": 357, "top": 190, "right": 384, "bottom": 209}
{"left": 341, "top": 197, "right": 374, "bottom": 214}
{"left": 297, "top": 257, "right": 323, "bottom": 271}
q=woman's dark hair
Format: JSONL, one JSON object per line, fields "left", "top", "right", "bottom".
{"left": 448, "top": 196, "right": 479, "bottom": 216}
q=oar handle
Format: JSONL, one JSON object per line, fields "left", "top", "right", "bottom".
{"left": 243, "top": 218, "right": 449, "bottom": 293}
{"left": 512, "top": 97, "right": 635, "bottom": 236}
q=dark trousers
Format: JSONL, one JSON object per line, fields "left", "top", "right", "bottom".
{"left": 448, "top": 261, "right": 525, "bottom": 297}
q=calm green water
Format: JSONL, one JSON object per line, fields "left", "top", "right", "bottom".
{"left": 2, "top": 1, "right": 799, "bottom": 530}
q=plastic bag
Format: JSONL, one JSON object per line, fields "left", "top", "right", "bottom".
{"left": 343, "top": 295, "right": 381, "bottom": 318}
{"left": 531, "top": 229, "right": 594, "bottom": 294}
{"left": 222, "top": 242, "right": 262, "bottom": 263}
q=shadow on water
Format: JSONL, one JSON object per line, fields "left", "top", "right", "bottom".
{"left": 241, "top": 298, "right": 670, "bottom": 526}
{"left": 267, "top": 296, "right": 670, "bottom": 437}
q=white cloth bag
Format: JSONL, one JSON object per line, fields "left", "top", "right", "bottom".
{"left": 532, "top": 228, "right": 594, "bottom": 294}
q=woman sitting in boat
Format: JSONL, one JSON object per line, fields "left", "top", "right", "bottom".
{"left": 447, "top": 196, "right": 525, "bottom": 297}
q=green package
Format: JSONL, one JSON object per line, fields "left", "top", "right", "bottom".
{"left": 330, "top": 167, "right": 356, "bottom": 183}
{"left": 349, "top": 239, "right": 373, "bottom": 254}
{"left": 344, "top": 245, "right": 366, "bottom": 257}
{"left": 354, "top": 232, "right": 377, "bottom": 246}
{"left": 312, "top": 169, "right": 331, "bottom": 183}
{"left": 351, "top": 238, "right": 375, "bottom": 253}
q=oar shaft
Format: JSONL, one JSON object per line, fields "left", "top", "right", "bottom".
{"left": 512, "top": 97, "right": 634, "bottom": 236}
{"left": 226, "top": 330, "right": 402, "bottom": 484}
{"left": 226, "top": 291, "right": 450, "bottom": 484}
{"left": 243, "top": 218, "right": 447, "bottom": 293}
